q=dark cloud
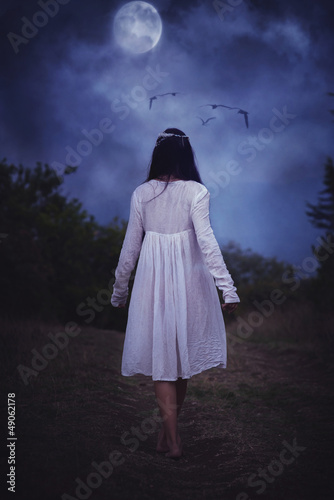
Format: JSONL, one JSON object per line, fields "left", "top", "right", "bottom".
{"left": 0, "top": 0, "right": 334, "bottom": 262}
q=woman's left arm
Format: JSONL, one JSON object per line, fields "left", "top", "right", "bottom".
{"left": 111, "top": 190, "right": 144, "bottom": 307}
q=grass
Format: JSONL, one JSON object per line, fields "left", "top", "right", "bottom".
{"left": 1, "top": 303, "right": 334, "bottom": 500}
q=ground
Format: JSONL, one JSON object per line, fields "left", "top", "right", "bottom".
{"left": 2, "top": 321, "right": 334, "bottom": 500}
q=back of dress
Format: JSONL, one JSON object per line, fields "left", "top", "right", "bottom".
{"left": 111, "top": 178, "right": 239, "bottom": 307}
{"left": 111, "top": 178, "right": 240, "bottom": 381}
{"left": 137, "top": 179, "right": 203, "bottom": 234}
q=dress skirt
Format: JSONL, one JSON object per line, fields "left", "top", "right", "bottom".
{"left": 121, "top": 229, "right": 227, "bottom": 381}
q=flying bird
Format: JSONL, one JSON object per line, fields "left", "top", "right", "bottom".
{"left": 149, "top": 96, "right": 158, "bottom": 109}
{"left": 158, "top": 92, "right": 181, "bottom": 97}
{"left": 237, "top": 109, "right": 249, "bottom": 129}
{"left": 218, "top": 104, "right": 250, "bottom": 128}
{"left": 200, "top": 103, "right": 250, "bottom": 128}
{"left": 148, "top": 92, "right": 181, "bottom": 109}
{"left": 200, "top": 104, "right": 231, "bottom": 109}
{"left": 197, "top": 116, "right": 216, "bottom": 126}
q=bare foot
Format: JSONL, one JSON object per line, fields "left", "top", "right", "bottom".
{"left": 165, "top": 434, "right": 183, "bottom": 459}
{"left": 156, "top": 427, "right": 169, "bottom": 453}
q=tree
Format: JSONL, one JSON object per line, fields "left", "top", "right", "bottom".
{"left": 220, "top": 241, "right": 291, "bottom": 306}
{"left": 0, "top": 159, "right": 127, "bottom": 321}
{"left": 306, "top": 157, "right": 334, "bottom": 232}
{"left": 306, "top": 157, "right": 334, "bottom": 310}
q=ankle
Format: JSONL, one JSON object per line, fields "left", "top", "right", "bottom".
{"left": 167, "top": 433, "right": 181, "bottom": 447}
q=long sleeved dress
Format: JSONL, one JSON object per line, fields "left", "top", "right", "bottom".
{"left": 111, "top": 179, "right": 240, "bottom": 381}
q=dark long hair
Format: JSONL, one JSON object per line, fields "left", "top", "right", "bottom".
{"left": 144, "top": 128, "right": 203, "bottom": 193}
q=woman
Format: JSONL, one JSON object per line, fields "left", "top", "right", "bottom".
{"left": 111, "top": 128, "right": 240, "bottom": 458}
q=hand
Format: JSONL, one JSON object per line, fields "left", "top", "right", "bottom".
{"left": 222, "top": 302, "right": 238, "bottom": 314}
{"left": 117, "top": 304, "right": 126, "bottom": 308}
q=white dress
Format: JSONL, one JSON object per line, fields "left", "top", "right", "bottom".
{"left": 111, "top": 179, "right": 240, "bottom": 381}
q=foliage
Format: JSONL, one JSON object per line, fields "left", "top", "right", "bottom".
{"left": 221, "top": 240, "right": 292, "bottom": 306}
{"left": 0, "top": 158, "right": 316, "bottom": 325}
{"left": 306, "top": 157, "right": 334, "bottom": 232}
{"left": 306, "top": 157, "right": 334, "bottom": 311}
{"left": 0, "top": 159, "right": 127, "bottom": 323}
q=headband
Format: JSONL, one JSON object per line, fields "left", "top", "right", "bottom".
{"left": 156, "top": 132, "right": 189, "bottom": 145}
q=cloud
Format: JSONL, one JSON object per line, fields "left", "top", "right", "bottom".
{"left": 262, "top": 19, "right": 310, "bottom": 60}
{"left": 0, "top": 0, "right": 333, "bottom": 262}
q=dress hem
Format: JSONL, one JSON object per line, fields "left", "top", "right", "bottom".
{"left": 121, "top": 361, "right": 226, "bottom": 381}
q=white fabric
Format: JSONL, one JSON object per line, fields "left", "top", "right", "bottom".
{"left": 111, "top": 179, "right": 240, "bottom": 381}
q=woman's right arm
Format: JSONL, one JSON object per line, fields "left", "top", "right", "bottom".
{"left": 191, "top": 187, "right": 240, "bottom": 305}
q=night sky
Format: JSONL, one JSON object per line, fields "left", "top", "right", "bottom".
{"left": 1, "top": 0, "right": 334, "bottom": 264}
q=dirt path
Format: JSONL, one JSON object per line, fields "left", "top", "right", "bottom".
{"left": 7, "top": 326, "right": 334, "bottom": 500}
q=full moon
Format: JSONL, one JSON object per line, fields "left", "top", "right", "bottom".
{"left": 113, "top": 1, "right": 162, "bottom": 54}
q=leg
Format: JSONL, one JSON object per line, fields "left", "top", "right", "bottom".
{"left": 175, "top": 377, "right": 188, "bottom": 416}
{"left": 155, "top": 378, "right": 188, "bottom": 457}
{"left": 154, "top": 380, "right": 183, "bottom": 457}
